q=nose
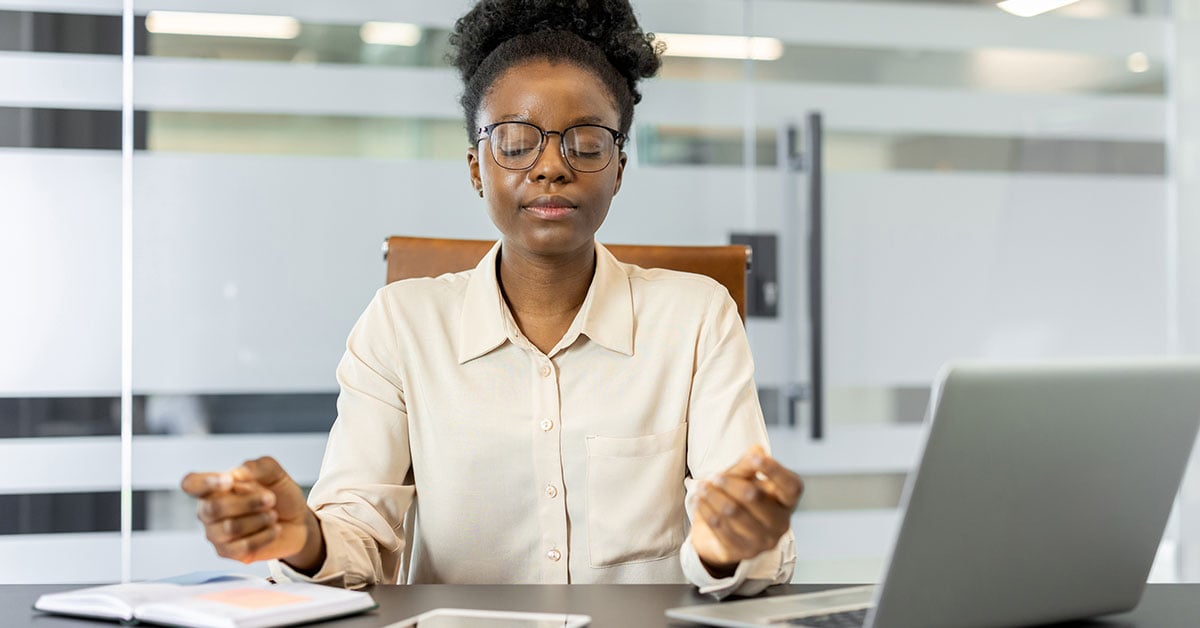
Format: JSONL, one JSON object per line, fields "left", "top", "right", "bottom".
{"left": 527, "top": 132, "right": 572, "bottom": 183}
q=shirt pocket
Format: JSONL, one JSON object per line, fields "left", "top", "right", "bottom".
{"left": 584, "top": 423, "right": 688, "bottom": 568}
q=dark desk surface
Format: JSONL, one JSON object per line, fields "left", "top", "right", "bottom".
{"left": 9, "top": 583, "right": 1200, "bottom": 627}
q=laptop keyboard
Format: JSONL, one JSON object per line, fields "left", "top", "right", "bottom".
{"left": 782, "top": 608, "right": 868, "bottom": 627}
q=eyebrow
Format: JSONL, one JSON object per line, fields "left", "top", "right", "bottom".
{"left": 492, "top": 113, "right": 613, "bottom": 127}
{"left": 569, "top": 115, "right": 607, "bottom": 126}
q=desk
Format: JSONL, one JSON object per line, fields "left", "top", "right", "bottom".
{"left": 9, "top": 584, "right": 1200, "bottom": 627}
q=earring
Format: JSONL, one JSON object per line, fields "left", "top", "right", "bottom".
{"left": 478, "top": 189, "right": 484, "bottom": 198}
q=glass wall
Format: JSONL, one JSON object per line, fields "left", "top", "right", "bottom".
{"left": 724, "top": 0, "right": 1172, "bottom": 582}
{"left": 0, "top": 3, "right": 128, "bottom": 582}
{"left": 1, "top": 0, "right": 1192, "bottom": 585}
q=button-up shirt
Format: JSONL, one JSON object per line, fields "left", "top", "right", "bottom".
{"left": 270, "top": 241, "right": 796, "bottom": 598}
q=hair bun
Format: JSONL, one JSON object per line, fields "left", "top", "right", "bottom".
{"left": 450, "top": 0, "right": 661, "bottom": 90}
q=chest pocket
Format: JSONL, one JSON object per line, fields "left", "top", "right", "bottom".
{"left": 584, "top": 423, "right": 688, "bottom": 567}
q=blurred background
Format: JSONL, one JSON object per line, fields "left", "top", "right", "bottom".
{"left": 3, "top": 0, "right": 1200, "bottom": 584}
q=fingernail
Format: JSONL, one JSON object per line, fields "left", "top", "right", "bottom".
{"left": 262, "top": 492, "right": 276, "bottom": 508}
{"left": 698, "top": 482, "right": 710, "bottom": 496}
{"left": 206, "top": 473, "right": 232, "bottom": 491}
{"left": 713, "top": 475, "right": 727, "bottom": 488}
{"left": 751, "top": 454, "right": 765, "bottom": 466}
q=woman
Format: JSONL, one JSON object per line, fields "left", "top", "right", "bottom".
{"left": 182, "top": 0, "right": 801, "bottom": 599}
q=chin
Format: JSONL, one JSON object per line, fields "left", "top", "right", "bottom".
{"left": 513, "top": 229, "right": 594, "bottom": 258}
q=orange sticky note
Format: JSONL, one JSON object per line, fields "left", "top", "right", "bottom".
{"left": 196, "top": 588, "right": 311, "bottom": 609}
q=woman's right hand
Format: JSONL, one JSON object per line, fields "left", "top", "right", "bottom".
{"left": 181, "top": 456, "right": 325, "bottom": 571}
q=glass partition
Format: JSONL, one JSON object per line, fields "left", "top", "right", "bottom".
{"left": 0, "top": 3, "right": 127, "bottom": 583}
{"left": 2, "top": 0, "right": 1195, "bottom": 586}
{"left": 733, "top": 0, "right": 1174, "bottom": 582}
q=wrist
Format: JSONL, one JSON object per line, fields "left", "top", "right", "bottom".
{"left": 700, "top": 556, "right": 739, "bottom": 579}
{"left": 283, "top": 509, "right": 326, "bottom": 575}
{"left": 692, "top": 538, "right": 739, "bottom": 579}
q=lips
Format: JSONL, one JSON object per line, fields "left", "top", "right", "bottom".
{"left": 523, "top": 195, "right": 577, "bottom": 220}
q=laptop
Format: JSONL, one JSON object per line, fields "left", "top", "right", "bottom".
{"left": 667, "top": 359, "right": 1200, "bottom": 628}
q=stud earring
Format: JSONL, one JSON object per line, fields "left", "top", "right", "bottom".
{"left": 478, "top": 189, "right": 484, "bottom": 198}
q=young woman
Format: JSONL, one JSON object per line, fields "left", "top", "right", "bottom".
{"left": 182, "top": 0, "right": 801, "bottom": 599}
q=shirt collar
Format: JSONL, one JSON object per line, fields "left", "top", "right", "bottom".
{"left": 457, "top": 240, "right": 510, "bottom": 364}
{"left": 572, "top": 241, "right": 634, "bottom": 356}
{"left": 456, "top": 240, "right": 634, "bottom": 364}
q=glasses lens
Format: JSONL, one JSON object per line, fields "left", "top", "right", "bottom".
{"left": 490, "top": 123, "right": 542, "bottom": 169}
{"left": 563, "top": 126, "right": 615, "bottom": 172}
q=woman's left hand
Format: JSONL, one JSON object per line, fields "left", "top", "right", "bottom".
{"left": 690, "top": 444, "right": 804, "bottom": 576}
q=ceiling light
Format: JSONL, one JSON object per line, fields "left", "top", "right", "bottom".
{"left": 656, "top": 33, "right": 784, "bottom": 61}
{"left": 146, "top": 11, "right": 300, "bottom": 39}
{"left": 1126, "top": 52, "right": 1150, "bottom": 73}
{"left": 996, "top": 0, "right": 1082, "bottom": 17}
{"left": 360, "top": 22, "right": 422, "bottom": 47}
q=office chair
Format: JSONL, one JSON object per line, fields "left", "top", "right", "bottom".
{"left": 382, "top": 236, "right": 751, "bottom": 322}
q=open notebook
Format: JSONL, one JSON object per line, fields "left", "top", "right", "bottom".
{"left": 33, "top": 572, "right": 377, "bottom": 628}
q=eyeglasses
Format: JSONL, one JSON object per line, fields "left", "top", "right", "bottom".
{"left": 476, "top": 121, "right": 626, "bottom": 173}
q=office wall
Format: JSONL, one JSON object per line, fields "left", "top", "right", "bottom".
{"left": 0, "top": 0, "right": 1188, "bottom": 584}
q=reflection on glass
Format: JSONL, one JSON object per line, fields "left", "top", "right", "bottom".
{"left": 666, "top": 46, "right": 1162, "bottom": 95}
{"left": 638, "top": 125, "right": 1164, "bottom": 174}
{"left": 804, "top": 0, "right": 1165, "bottom": 17}
{"left": 147, "top": 113, "right": 466, "bottom": 159}
{"left": 148, "top": 22, "right": 451, "bottom": 68}
{"left": 145, "top": 113, "right": 1165, "bottom": 176}
{"left": 144, "top": 20, "right": 1163, "bottom": 95}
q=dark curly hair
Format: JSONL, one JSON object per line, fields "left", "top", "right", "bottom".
{"left": 449, "top": 0, "right": 663, "bottom": 144}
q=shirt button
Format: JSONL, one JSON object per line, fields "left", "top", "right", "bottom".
{"left": 540, "top": 418, "right": 554, "bottom": 432}
{"left": 547, "top": 549, "right": 562, "bottom": 562}
{"left": 545, "top": 484, "right": 558, "bottom": 498}
{"left": 539, "top": 364, "right": 552, "bottom": 377}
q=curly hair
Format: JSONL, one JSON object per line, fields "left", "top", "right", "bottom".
{"left": 449, "top": 0, "right": 663, "bottom": 143}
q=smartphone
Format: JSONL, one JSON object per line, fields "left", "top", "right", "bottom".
{"left": 387, "top": 607, "right": 591, "bottom": 627}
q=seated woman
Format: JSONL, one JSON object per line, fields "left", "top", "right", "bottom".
{"left": 181, "top": 0, "right": 801, "bottom": 599}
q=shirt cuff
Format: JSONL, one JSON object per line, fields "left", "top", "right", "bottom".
{"left": 266, "top": 514, "right": 368, "bottom": 589}
{"left": 681, "top": 534, "right": 791, "bottom": 600}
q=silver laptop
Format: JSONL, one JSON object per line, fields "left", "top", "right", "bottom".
{"left": 668, "top": 359, "right": 1200, "bottom": 628}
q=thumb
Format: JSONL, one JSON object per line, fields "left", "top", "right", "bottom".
{"left": 724, "top": 444, "right": 767, "bottom": 479}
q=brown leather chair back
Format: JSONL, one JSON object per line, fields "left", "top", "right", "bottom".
{"left": 384, "top": 236, "right": 750, "bottom": 321}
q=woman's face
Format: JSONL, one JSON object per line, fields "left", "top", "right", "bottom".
{"left": 468, "top": 58, "right": 626, "bottom": 260}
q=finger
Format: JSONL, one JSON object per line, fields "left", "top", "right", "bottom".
{"left": 696, "top": 496, "right": 757, "bottom": 559}
{"left": 714, "top": 475, "right": 792, "bottom": 535}
{"left": 205, "top": 510, "right": 278, "bottom": 544}
{"left": 216, "top": 524, "right": 282, "bottom": 564}
{"left": 700, "top": 481, "right": 772, "bottom": 549}
{"left": 180, "top": 472, "right": 234, "bottom": 497}
{"left": 751, "top": 454, "right": 805, "bottom": 508}
{"left": 195, "top": 489, "right": 277, "bottom": 524}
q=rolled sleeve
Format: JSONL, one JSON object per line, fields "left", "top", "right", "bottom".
{"left": 680, "top": 285, "right": 797, "bottom": 597}
{"left": 681, "top": 532, "right": 796, "bottom": 599}
{"left": 276, "top": 288, "right": 417, "bottom": 587}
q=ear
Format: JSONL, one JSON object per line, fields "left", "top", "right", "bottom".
{"left": 467, "top": 146, "right": 482, "bottom": 194}
{"left": 612, "top": 151, "right": 627, "bottom": 197}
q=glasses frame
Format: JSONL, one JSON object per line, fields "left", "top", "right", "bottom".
{"left": 476, "top": 121, "right": 627, "bottom": 173}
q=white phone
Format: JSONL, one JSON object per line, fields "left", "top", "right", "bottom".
{"left": 387, "top": 607, "right": 591, "bottom": 627}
